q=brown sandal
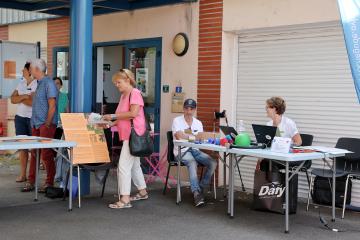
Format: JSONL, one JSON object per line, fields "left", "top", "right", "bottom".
{"left": 38, "top": 184, "right": 52, "bottom": 193}
{"left": 108, "top": 200, "right": 132, "bottom": 209}
{"left": 21, "top": 183, "right": 34, "bottom": 192}
{"left": 16, "top": 176, "right": 27, "bottom": 183}
{"left": 130, "top": 192, "right": 149, "bottom": 201}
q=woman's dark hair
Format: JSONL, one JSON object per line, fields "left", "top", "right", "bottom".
{"left": 24, "top": 62, "right": 31, "bottom": 71}
{"left": 53, "top": 77, "right": 63, "bottom": 86}
{"left": 266, "top": 97, "right": 286, "bottom": 115}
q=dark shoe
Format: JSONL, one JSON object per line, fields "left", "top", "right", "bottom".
{"left": 193, "top": 191, "right": 205, "bottom": 207}
{"left": 38, "top": 184, "right": 52, "bottom": 193}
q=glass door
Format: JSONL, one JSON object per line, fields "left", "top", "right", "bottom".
{"left": 54, "top": 48, "right": 69, "bottom": 93}
{"left": 126, "top": 41, "right": 161, "bottom": 152}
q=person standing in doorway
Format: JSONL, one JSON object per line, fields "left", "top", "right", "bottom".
{"left": 22, "top": 59, "right": 58, "bottom": 192}
{"left": 10, "top": 62, "right": 37, "bottom": 182}
{"left": 53, "top": 77, "right": 69, "bottom": 139}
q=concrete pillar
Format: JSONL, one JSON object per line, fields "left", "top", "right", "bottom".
{"left": 70, "top": 0, "right": 93, "bottom": 112}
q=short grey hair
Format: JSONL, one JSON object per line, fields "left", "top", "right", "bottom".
{"left": 31, "top": 59, "right": 47, "bottom": 73}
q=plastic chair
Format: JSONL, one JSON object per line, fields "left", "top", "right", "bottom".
{"left": 162, "top": 131, "right": 217, "bottom": 199}
{"left": 306, "top": 137, "right": 356, "bottom": 211}
{"left": 65, "top": 127, "right": 121, "bottom": 199}
{"left": 340, "top": 138, "right": 360, "bottom": 218}
{"left": 296, "top": 134, "right": 314, "bottom": 183}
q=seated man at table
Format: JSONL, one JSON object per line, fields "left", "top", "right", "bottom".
{"left": 172, "top": 99, "right": 217, "bottom": 207}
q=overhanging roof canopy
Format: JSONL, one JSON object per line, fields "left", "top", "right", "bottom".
{"left": 0, "top": 0, "right": 196, "bottom": 16}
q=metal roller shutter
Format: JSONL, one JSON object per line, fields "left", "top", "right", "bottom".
{"left": 235, "top": 22, "right": 360, "bottom": 199}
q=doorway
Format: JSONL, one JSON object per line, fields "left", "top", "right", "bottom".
{"left": 94, "top": 38, "right": 162, "bottom": 152}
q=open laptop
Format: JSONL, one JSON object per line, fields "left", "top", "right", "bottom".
{"left": 251, "top": 124, "right": 278, "bottom": 147}
{"left": 219, "top": 125, "right": 238, "bottom": 140}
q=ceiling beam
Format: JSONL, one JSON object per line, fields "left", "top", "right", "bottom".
{"left": 93, "top": 0, "right": 129, "bottom": 11}
{"left": 30, "top": 1, "right": 69, "bottom": 12}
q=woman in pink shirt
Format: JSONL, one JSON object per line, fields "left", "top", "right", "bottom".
{"left": 103, "top": 69, "right": 148, "bottom": 209}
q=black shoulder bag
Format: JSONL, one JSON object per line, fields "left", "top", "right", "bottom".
{"left": 128, "top": 91, "right": 154, "bottom": 157}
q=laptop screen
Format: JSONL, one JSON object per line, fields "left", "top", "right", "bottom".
{"left": 252, "top": 124, "right": 277, "bottom": 147}
{"left": 219, "top": 125, "right": 238, "bottom": 140}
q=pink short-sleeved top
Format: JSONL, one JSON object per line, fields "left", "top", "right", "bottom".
{"left": 115, "top": 88, "right": 146, "bottom": 141}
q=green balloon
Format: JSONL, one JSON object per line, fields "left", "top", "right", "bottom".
{"left": 235, "top": 133, "right": 251, "bottom": 147}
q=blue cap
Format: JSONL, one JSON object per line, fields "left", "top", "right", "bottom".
{"left": 183, "top": 99, "right": 197, "bottom": 108}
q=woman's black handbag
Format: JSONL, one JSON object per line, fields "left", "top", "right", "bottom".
{"left": 128, "top": 92, "right": 154, "bottom": 157}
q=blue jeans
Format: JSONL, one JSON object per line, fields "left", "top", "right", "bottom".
{"left": 54, "top": 147, "right": 70, "bottom": 188}
{"left": 180, "top": 148, "right": 217, "bottom": 193}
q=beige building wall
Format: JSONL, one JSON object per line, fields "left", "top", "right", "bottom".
{"left": 94, "top": 3, "right": 199, "bottom": 151}
{"left": 223, "top": 0, "right": 340, "bottom": 32}
{"left": 8, "top": 20, "right": 47, "bottom": 47}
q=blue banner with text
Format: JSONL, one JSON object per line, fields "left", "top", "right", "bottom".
{"left": 338, "top": 0, "right": 360, "bottom": 103}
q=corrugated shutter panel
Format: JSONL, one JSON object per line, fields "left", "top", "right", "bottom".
{"left": 235, "top": 22, "right": 360, "bottom": 199}
{"left": 40, "top": 47, "right": 47, "bottom": 62}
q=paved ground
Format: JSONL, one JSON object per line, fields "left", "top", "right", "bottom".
{"left": 1, "top": 153, "right": 360, "bottom": 240}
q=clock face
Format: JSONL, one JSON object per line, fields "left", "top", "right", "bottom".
{"left": 173, "top": 33, "right": 189, "bottom": 56}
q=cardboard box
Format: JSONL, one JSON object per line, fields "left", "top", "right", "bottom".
{"left": 171, "top": 92, "right": 185, "bottom": 113}
{"left": 195, "top": 132, "right": 220, "bottom": 141}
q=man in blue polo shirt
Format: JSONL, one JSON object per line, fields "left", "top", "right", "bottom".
{"left": 22, "top": 59, "right": 58, "bottom": 192}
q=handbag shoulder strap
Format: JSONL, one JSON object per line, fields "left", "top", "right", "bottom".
{"left": 129, "top": 90, "right": 134, "bottom": 128}
{"left": 128, "top": 89, "right": 151, "bottom": 131}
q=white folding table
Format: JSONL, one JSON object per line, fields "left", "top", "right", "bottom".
{"left": 0, "top": 136, "right": 77, "bottom": 211}
{"left": 228, "top": 147, "right": 350, "bottom": 233}
{"left": 173, "top": 140, "right": 350, "bottom": 233}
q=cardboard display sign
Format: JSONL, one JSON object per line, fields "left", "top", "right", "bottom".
{"left": 60, "top": 113, "right": 110, "bottom": 164}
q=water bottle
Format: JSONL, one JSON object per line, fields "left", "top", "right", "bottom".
{"left": 237, "top": 120, "right": 246, "bottom": 133}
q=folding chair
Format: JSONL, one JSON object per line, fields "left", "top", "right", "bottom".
{"left": 163, "top": 131, "right": 217, "bottom": 199}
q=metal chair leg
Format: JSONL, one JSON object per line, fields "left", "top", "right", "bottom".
{"left": 307, "top": 174, "right": 314, "bottom": 211}
{"left": 163, "top": 165, "right": 171, "bottom": 195}
{"left": 213, "top": 169, "right": 217, "bottom": 200}
{"left": 236, "top": 160, "right": 246, "bottom": 192}
{"left": 63, "top": 168, "right": 70, "bottom": 201}
{"left": 342, "top": 175, "right": 350, "bottom": 219}
{"left": 305, "top": 169, "right": 311, "bottom": 187}
{"left": 200, "top": 167, "right": 204, "bottom": 180}
{"left": 101, "top": 169, "right": 110, "bottom": 198}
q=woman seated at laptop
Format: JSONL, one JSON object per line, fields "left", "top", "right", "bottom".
{"left": 260, "top": 96, "right": 302, "bottom": 171}
{"left": 265, "top": 96, "right": 302, "bottom": 146}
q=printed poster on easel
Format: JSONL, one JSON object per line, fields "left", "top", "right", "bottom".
{"left": 60, "top": 113, "right": 110, "bottom": 164}
{"left": 135, "top": 68, "right": 149, "bottom": 97}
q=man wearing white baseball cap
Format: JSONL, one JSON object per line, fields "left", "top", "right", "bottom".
{"left": 171, "top": 99, "right": 217, "bottom": 207}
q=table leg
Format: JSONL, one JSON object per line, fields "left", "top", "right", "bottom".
{"left": 332, "top": 157, "right": 336, "bottom": 221}
{"left": 34, "top": 149, "right": 39, "bottom": 201}
{"left": 77, "top": 166, "right": 81, "bottom": 208}
{"left": 176, "top": 146, "right": 181, "bottom": 204}
{"left": 230, "top": 153, "right": 235, "bottom": 218}
{"left": 69, "top": 148, "right": 73, "bottom": 211}
{"left": 69, "top": 157, "right": 73, "bottom": 211}
{"left": 227, "top": 154, "right": 231, "bottom": 215}
{"left": 285, "top": 161, "right": 289, "bottom": 234}
{"left": 223, "top": 153, "right": 227, "bottom": 198}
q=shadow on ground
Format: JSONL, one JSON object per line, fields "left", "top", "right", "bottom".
{"left": 0, "top": 155, "right": 360, "bottom": 240}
